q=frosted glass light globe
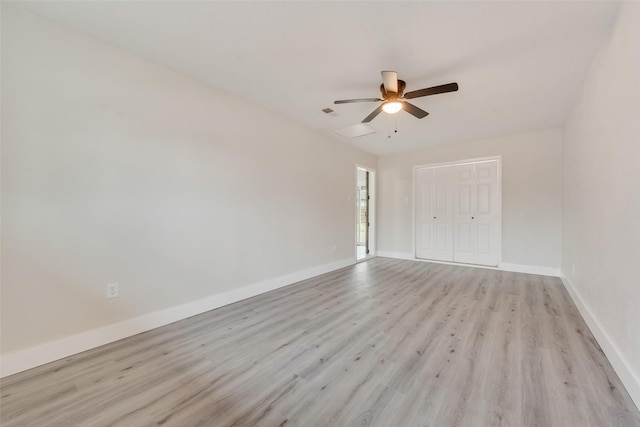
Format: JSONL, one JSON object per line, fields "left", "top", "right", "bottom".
{"left": 382, "top": 101, "right": 402, "bottom": 114}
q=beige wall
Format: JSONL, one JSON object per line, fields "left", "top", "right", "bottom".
{"left": 562, "top": 2, "right": 640, "bottom": 404}
{"left": 0, "top": 5, "right": 376, "bottom": 355}
{"left": 377, "top": 129, "right": 562, "bottom": 270}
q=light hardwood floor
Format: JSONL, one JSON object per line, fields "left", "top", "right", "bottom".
{"left": 1, "top": 258, "right": 639, "bottom": 426}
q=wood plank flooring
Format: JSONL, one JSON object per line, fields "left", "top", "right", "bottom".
{"left": 1, "top": 257, "right": 639, "bottom": 426}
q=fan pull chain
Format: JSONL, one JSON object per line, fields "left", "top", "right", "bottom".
{"left": 388, "top": 118, "right": 399, "bottom": 139}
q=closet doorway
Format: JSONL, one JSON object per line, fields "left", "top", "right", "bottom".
{"left": 414, "top": 157, "right": 501, "bottom": 267}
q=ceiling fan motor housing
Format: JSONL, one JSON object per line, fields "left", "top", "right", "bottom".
{"left": 380, "top": 80, "right": 406, "bottom": 98}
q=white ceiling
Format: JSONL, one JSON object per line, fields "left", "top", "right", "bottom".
{"left": 14, "top": 1, "right": 619, "bottom": 156}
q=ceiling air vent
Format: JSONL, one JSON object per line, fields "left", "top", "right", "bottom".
{"left": 321, "top": 107, "right": 338, "bottom": 116}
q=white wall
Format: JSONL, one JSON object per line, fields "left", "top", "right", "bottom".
{"left": 0, "top": 5, "right": 376, "bottom": 358}
{"left": 562, "top": 2, "right": 640, "bottom": 407}
{"left": 377, "top": 129, "right": 562, "bottom": 272}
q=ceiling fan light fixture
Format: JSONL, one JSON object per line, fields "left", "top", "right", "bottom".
{"left": 382, "top": 101, "right": 402, "bottom": 114}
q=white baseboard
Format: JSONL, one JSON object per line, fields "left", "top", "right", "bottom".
{"left": 0, "top": 258, "right": 355, "bottom": 378}
{"left": 500, "top": 263, "right": 561, "bottom": 277}
{"left": 376, "top": 251, "right": 414, "bottom": 260}
{"left": 377, "top": 252, "right": 560, "bottom": 277}
{"left": 561, "top": 275, "right": 640, "bottom": 411}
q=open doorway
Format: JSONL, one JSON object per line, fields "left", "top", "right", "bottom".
{"left": 356, "top": 165, "right": 375, "bottom": 261}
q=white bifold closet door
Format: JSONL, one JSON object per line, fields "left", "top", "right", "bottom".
{"left": 415, "top": 159, "right": 499, "bottom": 267}
{"left": 415, "top": 166, "right": 453, "bottom": 261}
{"left": 452, "top": 161, "right": 499, "bottom": 266}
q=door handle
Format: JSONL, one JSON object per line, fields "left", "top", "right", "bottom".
{"left": 471, "top": 216, "right": 474, "bottom": 219}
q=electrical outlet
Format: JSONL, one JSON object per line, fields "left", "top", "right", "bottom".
{"left": 106, "top": 282, "right": 119, "bottom": 299}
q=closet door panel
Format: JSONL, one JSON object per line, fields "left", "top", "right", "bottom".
{"left": 453, "top": 164, "right": 476, "bottom": 264}
{"left": 415, "top": 166, "right": 453, "bottom": 261}
{"left": 477, "top": 223, "right": 490, "bottom": 254}
{"left": 436, "top": 224, "right": 448, "bottom": 250}
{"left": 415, "top": 168, "right": 435, "bottom": 259}
{"left": 474, "top": 161, "right": 499, "bottom": 266}
{"left": 477, "top": 183, "right": 491, "bottom": 214}
{"left": 432, "top": 167, "right": 453, "bottom": 261}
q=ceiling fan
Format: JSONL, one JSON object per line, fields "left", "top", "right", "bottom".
{"left": 334, "top": 71, "right": 459, "bottom": 123}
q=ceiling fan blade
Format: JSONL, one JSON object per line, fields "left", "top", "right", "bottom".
{"left": 381, "top": 71, "right": 398, "bottom": 94}
{"left": 403, "top": 82, "right": 459, "bottom": 99}
{"left": 403, "top": 102, "right": 429, "bottom": 119}
{"left": 334, "top": 98, "right": 382, "bottom": 104}
{"left": 362, "top": 105, "right": 384, "bottom": 123}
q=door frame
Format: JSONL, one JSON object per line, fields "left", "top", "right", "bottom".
{"left": 356, "top": 164, "right": 376, "bottom": 261}
{"left": 412, "top": 155, "right": 502, "bottom": 266}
